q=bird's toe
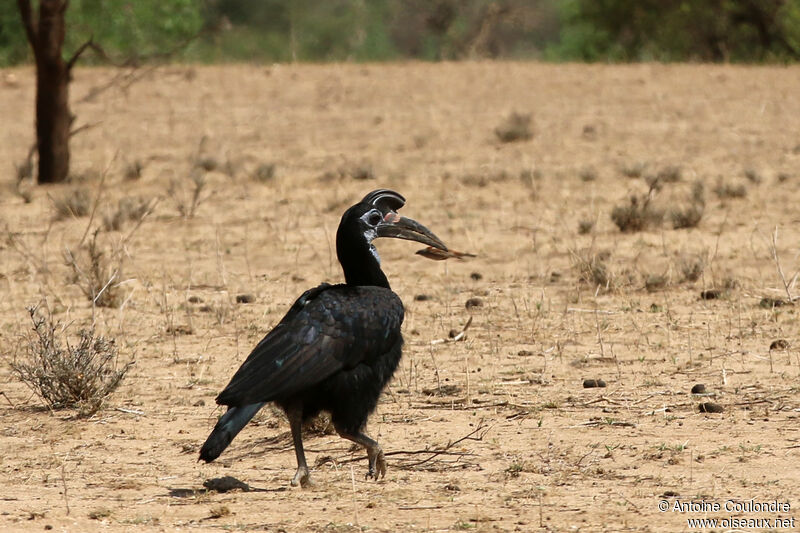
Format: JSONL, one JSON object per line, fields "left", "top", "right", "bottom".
{"left": 376, "top": 451, "right": 387, "bottom": 479}
{"left": 291, "top": 466, "right": 311, "bottom": 487}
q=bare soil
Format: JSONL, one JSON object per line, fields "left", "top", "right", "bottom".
{"left": 1, "top": 62, "right": 800, "bottom": 532}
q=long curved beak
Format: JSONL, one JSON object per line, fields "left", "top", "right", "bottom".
{"left": 376, "top": 212, "right": 448, "bottom": 251}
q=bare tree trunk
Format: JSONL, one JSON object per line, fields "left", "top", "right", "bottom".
{"left": 18, "top": 0, "right": 72, "bottom": 184}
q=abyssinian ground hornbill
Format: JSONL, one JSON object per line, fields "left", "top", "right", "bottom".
{"left": 199, "top": 189, "right": 448, "bottom": 487}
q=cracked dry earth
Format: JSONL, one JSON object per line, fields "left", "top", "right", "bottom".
{"left": 1, "top": 62, "right": 800, "bottom": 532}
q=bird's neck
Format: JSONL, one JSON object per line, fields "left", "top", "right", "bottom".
{"left": 337, "top": 239, "right": 391, "bottom": 289}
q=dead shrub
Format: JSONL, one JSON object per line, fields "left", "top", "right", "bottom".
{"left": 53, "top": 188, "right": 91, "bottom": 220}
{"left": 494, "top": 112, "right": 533, "bottom": 143}
{"left": 64, "top": 229, "right": 124, "bottom": 308}
{"left": 11, "top": 306, "right": 132, "bottom": 416}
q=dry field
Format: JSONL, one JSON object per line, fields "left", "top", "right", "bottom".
{"left": 1, "top": 62, "right": 800, "bottom": 532}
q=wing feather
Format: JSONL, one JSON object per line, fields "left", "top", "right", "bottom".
{"left": 215, "top": 284, "right": 402, "bottom": 407}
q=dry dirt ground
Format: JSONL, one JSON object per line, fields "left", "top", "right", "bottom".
{"left": 1, "top": 63, "right": 800, "bottom": 532}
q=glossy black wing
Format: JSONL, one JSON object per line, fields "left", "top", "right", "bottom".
{"left": 215, "top": 284, "right": 403, "bottom": 407}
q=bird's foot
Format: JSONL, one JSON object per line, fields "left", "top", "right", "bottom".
{"left": 291, "top": 465, "right": 311, "bottom": 488}
{"left": 365, "top": 447, "right": 386, "bottom": 481}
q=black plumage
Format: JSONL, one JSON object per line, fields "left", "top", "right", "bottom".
{"left": 199, "top": 189, "right": 447, "bottom": 487}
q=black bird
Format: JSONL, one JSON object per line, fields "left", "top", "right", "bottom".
{"left": 199, "top": 189, "right": 448, "bottom": 487}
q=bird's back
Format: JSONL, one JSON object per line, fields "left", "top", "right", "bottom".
{"left": 215, "top": 283, "right": 404, "bottom": 408}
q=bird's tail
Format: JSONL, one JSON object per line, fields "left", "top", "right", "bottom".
{"left": 199, "top": 402, "right": 266, "bottom": 463}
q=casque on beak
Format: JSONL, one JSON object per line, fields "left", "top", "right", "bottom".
{"left": 376, "top": 211, "right": 448, "bottom": 251}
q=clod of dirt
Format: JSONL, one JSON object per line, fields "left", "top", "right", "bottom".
{"left": 698, "top": 402, "right": 724, "bottom": 414}
{"left": 444, "top": 483, "right": 461, "bottom": 492}
{"left": 583, "top": 379, "right": 607, "bottom": 388}
{"left": 769, "top": 339, "right": 790, "bottom": 350}
{"left": 193, "top": 399, "right": 206, "bottom": 407}
{"left": 759, "top": 297, "right": 790, "bottom": 309}
{"left": 465, "top": 297, "right": 483, "bottom": 309}
{"left": 235, "top": 293, "right": 256, "bottom": 304}
{"left": 470, "top": 272, "right": 483, "bottom": 281}
{"left": 414, "top": 294, "right": 431, "bottom": 301}
{"left": 448, "top": 329, "right": 460, "bottom": 338}
{"left": 203, "top": 476, "right": 250, "bottom": 493}
{"left": 691, "top": 384, "right": 707, "bottom": 394}
{"left": 517, "top": 350, "right": 534, "bottom": 356}
{"left": 188, "top": 295, "right": 203, "bottom": 304}
{"left": 700, "top": 289, "right": 723, "bottom": 300}
{"left": 549, "top": 271, "right": 561, "bottom": 282}
{"left": 199, "top": 305, "right": 213, "bottom": 313}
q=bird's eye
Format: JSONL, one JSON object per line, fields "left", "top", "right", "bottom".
{"left": 367, "top": 211, "right": 382, "bottom": 226}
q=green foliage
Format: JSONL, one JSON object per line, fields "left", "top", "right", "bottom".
{"left": 0, "top": 0, "right": 203, "bottom": 66}
{"left": 0, "top": 3, "right": 29, "bottom": 65}
{"left": 2, "top": 0, "right": 800, "bottom": 65}
{"left": 548, "top": 0, "right": 800, "bottom": 62}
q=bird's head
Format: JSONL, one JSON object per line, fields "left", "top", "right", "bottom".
{"left": 336, "top": 189, "right": 448, "bottom": 287}
{"left": 350, "top": 189, "right": 447, "bottom": 252}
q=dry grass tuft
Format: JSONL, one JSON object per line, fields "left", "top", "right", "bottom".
{"left": 743, "top": 168, "right": 763, "bottom": 184}
{"left": 53, "top": 188, "right": 92, "bottom": 220}
{"left": 611, "top": 194, "right": 663, "bottom": 233}
{"left": 713, "top": 178, "right": 747, "bottom": 199}
{"left": 11, "top": 306, "right": 132, "bottom": 416}
{"left": 252, "top": 162, "right": 276, "bottom": 183}
{"left": 571, "top": 249, "right": 612, "bottom": 289}
{"left": 669, "top": 182, "right": 705, "bottom": 229}
{"left": 620, "top": 161, "right": 646, "bottom": 178}
{"left": 123, "top": 160, "right": 143, "bottom": 181}
{"left": 577, "top": 219, "right": 595, "bottom": 235}
{"left": 678, "top": 254, "right": 705, "bottom": 282}
{"left": 168, "top": 170, "right": 208, "bottom": 219}
{"left": 64, "top": 229, "right": 124, "bottom": 308}
{"left": 655, "top": 165, "right": 682, "bottom": 183}
{"left": 494, "top": 111, "right": 533, "bottom": 143}
{"left": 644, "top": 273, "right": 669, "bottom": 292}
{"left": 579, "top": 167, "right": 597, "bottom": 182}
{"left": 102, "top": 196, "right": 152, "bottom": 231}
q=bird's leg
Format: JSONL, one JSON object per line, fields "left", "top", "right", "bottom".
{"left": 335, "top": 426, "right": 386, "bottom": 480}
{"left": 286, "top": 403, "right": 311, "bottom": 487}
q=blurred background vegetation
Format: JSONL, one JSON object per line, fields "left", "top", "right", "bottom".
{"left": 2, "top": 0, "right": 799, "bottom": 66}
